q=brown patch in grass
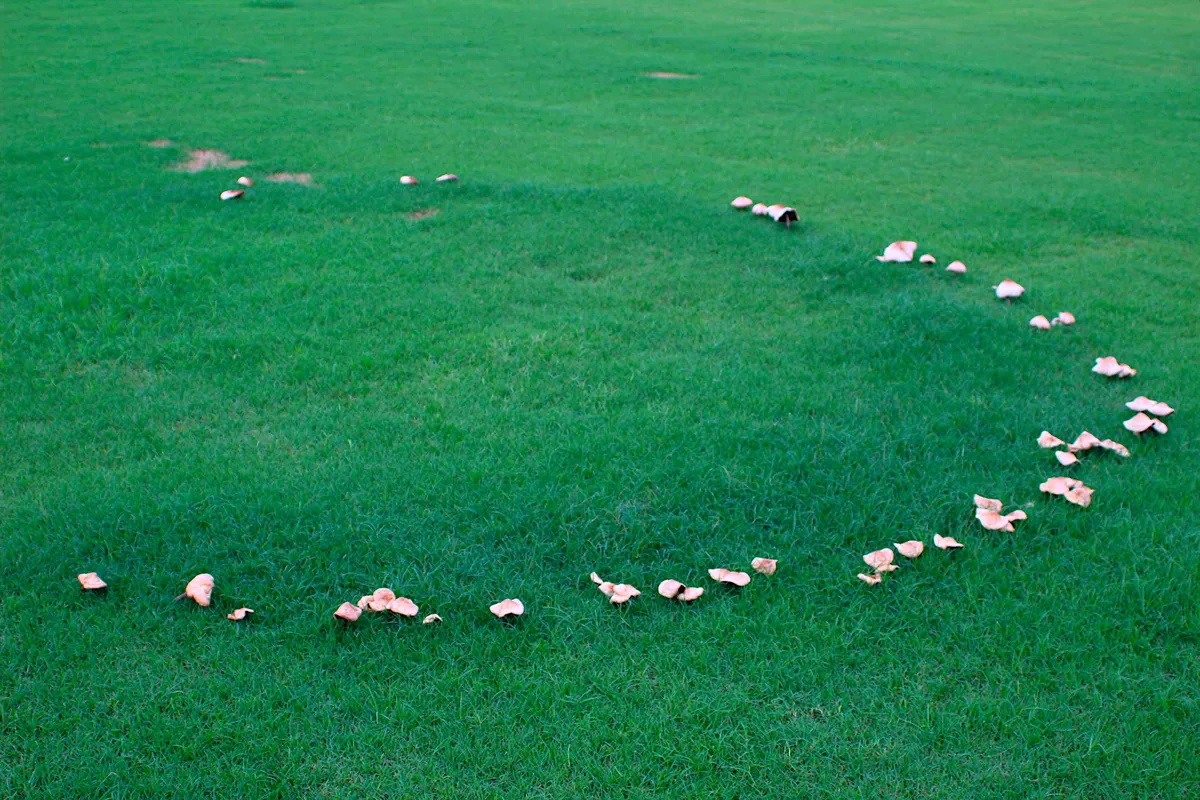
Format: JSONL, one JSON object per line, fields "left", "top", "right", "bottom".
{"left": 147, "top": 139, "right": 176, "bottom": 149}
{"left": 172, "top": 149, "right": 250, "bottom": 173}
{"left": 644, "top": 72, "right": 697, "bottom": 79}
{"left": 406, "top": 208, "right": 439, "bottom": 221}
{"left": 235, "top": 57, "right": 266, "bottom": 64}
{"left": 264, "top": 172, "right": 314, "bottom": 185}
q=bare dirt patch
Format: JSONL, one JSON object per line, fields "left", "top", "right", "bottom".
{"left": 172, "top": 149, "right": 250, "bottom": 172}
{"left": 644, "top": 72, "right": 698, "bottom": 79}
{"left": 264, "top": 172, "right": 314, "bottom": 185}
{"left": 405, "top": 208, "right": 439, "bottom": 221}
{"left": 147, "top": 139, "right": 176, "bottom": 148}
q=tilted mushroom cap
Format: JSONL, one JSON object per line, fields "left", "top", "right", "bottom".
{"left": 78, "top": 572, "right": 107, "bottom": 590}
{"left": 751, "top": 203, "right": 769, "bottom": 216}
{"left": 1051, "top": 311, "right": 1075, "bottom": 326}
{"left": 1005, "top": 510, "right": 1027, "bottom": 523}
{"left": 364, "top": 588, "right": 396, "bottom": 612}
{"left": 387, "top": 597, "right": 419, "bottom": 617}
{"left": 489, "top": 598, "right": 524, "bottom": 618}
{"left": 226, "top": 608, "right": 254, "bottom": 621}
{"left": 919, "top": 254, "right": 936, "bottom": 264}
{"left": 590, "top": 572, "right": 604, "bottom": 585}
{"left": 181, "top": 573, "right": 214, "bottom": 606}
{"left": 894, "top": 540, "right": 924, "bottom": 558}
{"left": 876, "top": 241, "right": 918, "bottom": 263}
{"left": 1093, "top": 356, "right": 1136, "bottom": 378}
{"left": 857, "top": 572, "right": 882, "bottom": 585}
{"left": 334, "top": 602, "right": 362, "bottom": 622}
{"left": 423, "top": 613, "right": 442, "bottom": 624}
{"left": 219, "top": 190, "right": 245, "bottom": 201}
{"left": 1126, "top": 397, "right": 1174, "bottom": 416}
{"left": 976, "top": 509, "right": 1014, "bottom": 532}
{"left": 1056, "top": 450, "right": 1078, "bottom": 466}
{"left": 708, "top": 568, "right": 751, "bottom": 587}
{"left": 751, "top": 557, "right": 777, "bottom": 575}
{"left": 678, "top": 586, "right": 704, "bottom": 601}
{"left": 993, "top": 279, "right": 1025, "bottom": 299}
{"left": 609, "top": 584, "right": 641, "bottom": 604}
{"left": 974, "top": 495, "right": 1003, "bottom": 512}
{"left": 436, "top": 174, "right": 458, "bottom": 182}
{"left": 237, "top": 176, "right": 253, "bottom": 187}
{"left": 768, "top": 206, "right": 798, "bottom": 224}
{"left": 1040, "top": 476, "right": 1083, "bottom": 495}
{"left": 1065, "top": 486, "right": 1094, "bottom": 507}
{"left": 862, "top": 549, "right": 895, "bottom": 570}
{"left": 399, "top": 175, "right": 419, "bottom": 185}
{"left": 657, "top": 579, "right": 684, "bottom": 599}
{"left": 1029, "top": 315, "right": 1051, "bottom": 330}
{"left": 1151, "top": 418, "right": 1168, "bottom": 434}
{"left": 945, "top": 261, "right": 967, "bottom": 274}
{"left": 933, "top": 534, "right": 964, "bottom": 550}
{"left": 1123, "top": 412, "right": 1155, "bottom": 434}
{"left": 1068, "top": 431, "right": 1103, "bottom": 452}
{"left": 1098, "top": 439, "right": 1130, "bottom": 457}
{"left": 730, "top": 196, "right": 754, "bottom": 209}
{"left": 1038, "top": 431, "right": 1066, "bottom": 448}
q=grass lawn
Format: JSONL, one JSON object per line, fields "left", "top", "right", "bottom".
{"left": 3, "top": 0, "right": 1199, "bottom": 796}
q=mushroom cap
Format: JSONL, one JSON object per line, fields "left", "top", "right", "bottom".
{"left": 751, "top": 203, "right": 769, "bottom": 216}
{"left": 993, "top": 279, "right": 1025, "bottom": 299}
{"left": 1123, "top": 412, "right": 1155, "bottom": 433}
{"left": 1039, "top": 476, "right": 1083, "bottom": 495}
{"left": 730, "top": 196, "right": 754, "bottom": 209}
{"left": 489, "top": 598, "right": 525, "bottom": 618}
{"left": 609, "top": 584, "right": 641, "bottom": 604}
{"left": 334, "top": 602, "right": 362, "bottom": 622}
{"left": 435, "top": 173, "right": 458, "bottom": 182}
{"left": 933, "top": 534, "right": 964, "bottom": 550}
{"left": 1126, "top": 396, "right": 1174, "bottom": 416}
{"left": 226, "top": 608, "right": 254, "bottom": 621}
{"left": 857, "top": 572, "right": 882, "bottom": 585}
{"left": 1030, "top": 315, "right": 1052, "bottom": 330}
{"left": 862, "top": 549, "right": 895, "bottom": 570}
{"left": 386, "top": 597, "right": 419, "bottom": 617}
{"left": 1068, "top": 431, "right": 1103, "bottom": 452}
{"left": 1098, "top": 439, "right": 1130, "bottom": 457}
{"left": 707, "top": 568, "right": 751, "bottom": 587}
{"left": 1064, "top": 486, "right": 1094, "bottom": 507}
{"left": 657, "top": 579, "right": 684, "bottom": 599}
{"left": 945, "top": 261, "right": 967, "bottom": 274}
{"left": 183, "top": 573, "right": 215, "bottom": 606}
{"left": 919, "top": 254, "right": 936, "bottom": 264}
{"left": 1051, "top": 311, "right": 1075, "bottom": 326}
{"left": 767, "top": 205, "right": 798, "bottom": 223}
{"left": 1055, "top": 450, "right": 1079, "bottom": 466}
{"left": 751, "top": 557, "right": 777, "bottom": 575}
{"left": 876, "top": 241, "right": 918, "bottom": 263}
{"left": 78, "top": 572, "right": 107, "bottom": 590}
{"left": 1037, "top": 431, "right": 1066, "bottom": 448}
{"left": 678, "top": 586, "right": 705, "bottom": 602}
{"left": 423, "top": 613, "right": 443, "bottom": 624}
{"left": 894, "top": 540, "right": 924, "bottom": 558}
{"left": 976, "top": 509, "right": 1015, "bottom": 532}
{"left": 973, "top": 495, "right": 1003, "bottom": 512}
{"left": 236, "top": 176, "right": 253, "bottom": 187}
{"left": 400, "top": 175, "right": 419, "bottom": 185}
{"left": 219, "top": 190, "right": 245, "bottom": 201}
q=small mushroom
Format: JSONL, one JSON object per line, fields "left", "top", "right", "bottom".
{"left": 919, "top": 254, "right": 936, "bottom": 264}
{"left": 933, "top": 534, "right": 963, "bottom": 550}
{"left": 1037, "top": 431, "right": 1066, "bottom": 448}
{"left": 177, "top": 573, "right": 214, "bottom": 606}
{"left": 993, "top": 279, "right": 1025, "bottom": 299}
{"left": 1092, "top": 356, "right": 1136, "bottom": 378}
{"left": 1056, "top": 450, "right": 1078, "bottom": 466}
{"left": 400, "top": 175, "right": 419, "bottom": 185}
{"left": 894, "top": 540, "right": 924, "bottom": 558}
{"left": 490, "top": 598, "right": 524, "bottom": 618}
{"left": 973, "top": 495, "right": 1003, "bottom": 512}
{"left": 1065, "top": 486, "right": 1094, "bottom": 507}
{"left": 1029, "top": 315, "right": 1052, "bottom": 330}
{"left": 1126, "top": 397, "right": 1174, "bottom": 417}
{"left": 1039, "top": 476, "right": 1083, "bottom": 496}
{"left": 219, "top": 190, "right": 245, "bottom": 201}
{"left": 658, "top": 579, "right": 703, "bottom": 601}
{"left": 423, "top": 613, "right": 443, "bottom": 624}
{"left": 78, "top": 572, "right": 107, "bottom": 591}
{"left": 334, "top": 602, "right": 362, "bottom": 622}
{"left": 1068, "top": 431, "right": 1103, "bottom": 452}
{"left": 862, "top": 549, "right": 895, "bottom": 571}
{"left": 226, "top": 608, "right": 254, "bottom": 621}
{"left": 386, "top": 597, "right": 419, "bottom": 617}
{"left": 236, "top": 176, "right": 253, "bottom": 187}
{"left": 1098, "top": 439, "right": 1130, "bottom": 457}
{"left": 857, "top": 572, "right": 882, "bottom": 585}
{"left": 767, "top": 205, "right": 798, "bottom": 227}
{"left": 707, "top": 568, "right": 751, "bottom": 587}
{"left": 1124, "top": 412, "right": 1167, "bottom": 435}
{"left": 751, "top": 557, "right": 777, "bottom": 575}
{"left": 1051, "top": 311, "right": 1075, "bottom": 326}
{"left": 435, "top": 174, "right": 458, "bottom": 182}
{"left": 945, "top": 261, "right": 967, "bottom": 274}
{"left": 751, "top": 203, "right": 769, "bottom": 216}
{"left": 730, "top": 196, "right": 754, "bottom": 209}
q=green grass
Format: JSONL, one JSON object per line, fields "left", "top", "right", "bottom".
{"left": 3, "top": 0, "right": 1199, "bottom": 797}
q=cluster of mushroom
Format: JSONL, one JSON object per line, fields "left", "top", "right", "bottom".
{"left": 874, "top": 241, "right": 967, "bottom": 274}
{"left": 731, "top": 196, "right": 797, "bottom": 227}
{"left": 589, "top": 558, "right": 777, "bottom": 606}
{"left": 400, "top": 174, "right": 458, "bottom": 185}
{"left": 329, "top": 587, "right": 442, "bottom": 625}
{"left": 1030, "top": 311, "right": 1075, "bottom": 330}
{"left": 857, "top": 537, "right": 961, "bottom": 585}
{"left": 1039, "top": 430, "right": 1129, "bottom": 467}
{"left": 219, "top": 175, "right": 254, "bottom": 201}
{"left": 1092, "top": 356, "right": 1136, "bottom": 378}
{"left": 974, "top": 495, "right": 1027, "bottom": 532}
{"left": 1124, "top": 396, "right": 1173, "bottom": 436}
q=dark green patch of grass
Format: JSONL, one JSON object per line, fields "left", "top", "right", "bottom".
{"left": 2, "top": 0, "right": 1199, "bottom": 797}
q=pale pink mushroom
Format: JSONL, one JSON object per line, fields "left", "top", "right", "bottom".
{"left": 751, "top": 557, "right": 777, "bottom": 575}
{"left": 976, "top": 509, "right": 1015, "bottom": 531}
{"left": 1065, "top": 486, "right": 1094, "bottom": 507}
{"left": 708, "top": 568, "right": 752, "bottom": 587}
{"left": 1152, "top": 419, "right": 1168, "bottom": 434}
{"left": 657, "top": 579, "right": 684, "bottom": 598}
{"left": 490, "top": 598, "right": 524, "bottom": 618}
{"left": 1126, "top": 397, "right": 1174, "bottom": 416}
{"left": 590, "top": 572, "right": 604, "bottom": 585}
{"left": 894, "top": 540, "right": 924, "bottom": 558}
{"left": 423, "top": 613, "right": 442, "bottom": 624}
{"left": 400, "top": 175, "right": 419, "bottom": 185}
{"left": 1037, "top": 431, "right": 1066, "bottom": 448}
{"left": 334, "top": 602, "right": 362, "bottom": 622}
{"left": 993, "top": 280, "right": 1025, "bottom": 299}
{"left": 226, "top": 608, "right": 254, "bottom": 621}
{"left": 78, "top": 572, "right": 107, "bottom": 590}
{"left": 945, "top": 261, "right": 967, "bottom": 274}
{"left": 361, "top": 588, "right": 396, "bottom": 612}
{"left": 1039, "top": 476, "right": 1082, "bottom": 496}
{"left": 874, "top": 564, "right": 900, "bottom": 573}
{"left": 731, "top": 196, "right": 754, "bottom": 209}
{"left": 236, "top": 176, "right": 253, "bottom": 187}
{"left": 219, "top": 190, "right": 245, "bottom": 201}
{"left": 1124, "top": 412, "right": 1167, "bottom": 435}
{"left": 609, "top": 584, "right": 641, "bottom": 604}
{"left": 1006, "top": 510, "right": 1028, "bottom": 523}
{"left": 1068, "top": 431, "right": 1103, "bottom": 452}
{"left": 974, "top": 495, "right": 1003, "bottom": 512}
{"left": 1056, "top": 450, "right": 1078, "bottom": 466}
{"left": 876, "top": 241, "right": 917, "bottom": 263}
{"left": 436, "top": 174, "right": 458, "bottom": 182}
{"left": 862, "top": 549, "right": 895, "bottom": 571}
{"left": 933, "top": 534, "right": 963, "bottom": 550}
{"left": 1051, "top": 312, "right": 1075, "bottom": 326}
{"left": 1092, "top": 357, "right": 1136, "bottom": 378}
{"left": 1098, "top": 439, "right": 1130, "bottom": 457}
{"left": 919, "top": 254, "right": 936, "bottom": 264}
{"left": 1029, "top": 315, "right": 1051, "bottom": 330}
{"left": 857, "top": 572, "right": 882, "bottom": 585}
{"left": 767, "top": 205, "right": 798, "bottom": 227}
{"left": 386, "top": 597, "right": 419, "bottom": 617}
{"left": 178, "top": 573, "right": 214, "bottom": 606}
{"left": 597, "top": 581, "right": 616, "bottom": 597}
{"left": 679, "top": 586, "right": 704, "bottom": 601}
{"left": 751, "top": 203, "right": 769, "bottom": 216}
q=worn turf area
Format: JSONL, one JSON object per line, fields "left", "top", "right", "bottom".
{"left": 2, "top": 1, "right": 1198, "bottom": 797}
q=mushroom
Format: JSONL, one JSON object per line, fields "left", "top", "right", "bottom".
{"left": 489, "top": 598, "right": 524, "bottom": 618}
{"left": 933, "top": 534, "right": 963, "bottom": 550}
{"left": 993, "top": 280, "right": 1025, "bottom": 299}
{"left": 78, "top": 572, "right": 107, "bottom": 591}
{"left": 386, "top": 597, "right": 419, "bottom": 617}
{"left": 1126, "top": 397, "right": 1174, "bottom": 417}
{"left": 1029, "top": 315, "right": 1052, "bottom": 330}
{"left": 226, "top": 608, "right": 254, "bottom": 621}
{"left": 751, "top": 557, "right": 777, "bottom": 575}
{"left": 1124, "top": 412, "right": 1167, "bottom": 435}
{"left": 751, "top": 203, "right": 769, "bottom": 216}
{"left": 1051, "top": 312, "right": 1075, "bottom": 326}
{"left": 1092, "top": 356, "right": 1136, "bottom": 378}
{"left": 707, "top": 568, "right": 752, "bottom": 587}
{"left": 423, "top": 613, "right": 443, "bottom": 624}
{"left": 767, "top": 205, "right": 798, "bottom": 227}
{"left": 334, "top": 602, "right": 362, "bottom": 622}
{"left": 658, "top": 579, "right": 704, "bottom": 601}
{"left": 236, "top": 176, "right": 253, "bottom": 187}
{"left": 1037, "top": 431, "right": 1066, "bottom": 448}
{"left": 894, "top": 540, "right": 924, "bottom": 559}
{"left": 945, "top": 261, "right": 967, "bottom": 274}
{"left": 1055, "top": 450, "right": 1079, "bottom": 466}
{"left": 400, "top": 175, "right": 419, "bottom": 185}
{"left": 435, "top": 174, "right": 459, "bottom": 182}
{"left": 919, "top": 254, "right": 936, "bottom": 264}
{"left": 177, "top": 573, "right": 214, "bottom": 606}
{"left": 862, "top": 549, "right": 895, "bottom": 571}
{"left": 876, "top": 241, "right": 918, "bottom": 263}
{"left": 857, "top": 572, "right": 882, "bottom": 585}
{"left": 219, "top": 190, "right": 245, "bottom": 201}
{"left": 730, "top": 196, "right": 754, "bottom": 209}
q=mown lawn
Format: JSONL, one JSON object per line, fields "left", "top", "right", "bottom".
{"left": 2, "top": 0, "right": 1198, "bottom": 797}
